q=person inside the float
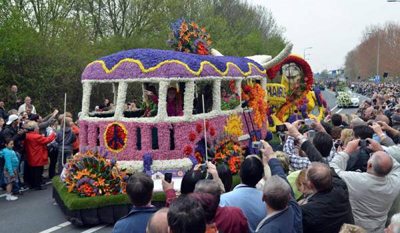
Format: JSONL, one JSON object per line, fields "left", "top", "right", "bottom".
{"left": 98, "top": 98, "right": 111, "bottom": 111}
{"left": 167, "top": 87, "right": 183, "bottom": 117}
{"left": 193, "top": 83, "right": 213, "bottom": 114}
{"left": 142, "top": 85, "right": 158, "bottom": 117}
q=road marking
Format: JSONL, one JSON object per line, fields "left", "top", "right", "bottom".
{"left": 39, "top": 221, "right": 71, "bottom": 233}
{"left": 336, "top": 108, "right": 343, "bottom": 113}
{"left": 331, "top": 105, "right": 338, "bottom": 111}
{"left": 81, "top": 225, "right": 108, "bottom": 233}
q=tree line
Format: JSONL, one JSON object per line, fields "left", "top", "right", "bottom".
{"left": 0, "top": 0, "right": 286, "bottom": 115}
{"left": 345, "top": 22, "right": 400, "bottom": 81}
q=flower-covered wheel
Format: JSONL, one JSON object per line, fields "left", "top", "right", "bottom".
{"left": 104, "top": 122, "right": 128, "bottom": 153}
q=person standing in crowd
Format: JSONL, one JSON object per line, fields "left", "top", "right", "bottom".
{"left": 18, "top": 96, "right": 37, "bottom": 114}
{"left": 113, "top": 173, "right": 158, "bottom": 233}
{"left": 168, "top": 195, "right": 207, "bottom": 233}
{"left": 0, "top": 117, "right": 4, "bottom": 132}
{"left": 46, "top": 119, "right": 58, "bottom": 179}
{"left": 56, "top": 117, "right": 76, "bottom": 174}
{"left": 1, "top": 114, "right": 25, "bottom": 192}
{"left": 146, "top": 208, "right": 169, "bottom": 233}
{"left": 6, "top": 85, "right": 22, "bottom": 110}
{"left": 255, "top": 140, "right": 302, "bottom": 233}
{"left": 330, "top": 138, "right": 400, "bottom": 232}
{"left": 219, "top": 156, "right": 267, "bottom": 233}
{"left": 24, "top": 121, "right": 56, "bottom": 190}
{"left": 385, "top": 213, "right": 400, "bottom": 233}
{"left": 0, "top": 138, "right": 20, "bottom": 201}
{"left": 194, "top": 179, "right": 249, "bottom": 233}
{"left": 0, "top": 100, "right": 8, "bottom": 121}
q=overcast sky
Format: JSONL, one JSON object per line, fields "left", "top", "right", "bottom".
{"left": 248, "top": 0, "right": 400, "bottom": 72}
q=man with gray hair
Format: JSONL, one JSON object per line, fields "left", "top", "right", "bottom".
{"left": 386, "top": 213, "right": 400, "bottom": 233}
{"left": 255, "top": 141, "right": 302, "bottom": 233}
{"left": 330, "top": 138, "right": 400, "bottom": 232}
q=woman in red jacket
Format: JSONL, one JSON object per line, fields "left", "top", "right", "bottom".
{"left": 24, "top": 121, "right": 56, "bottom": 190}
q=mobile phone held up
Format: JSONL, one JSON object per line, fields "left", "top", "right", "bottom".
{"left": 276, "top": 124, "right": 287, "bottom": 132}
{"left": 164, "top": 173, "right": 172, "bottom": 183}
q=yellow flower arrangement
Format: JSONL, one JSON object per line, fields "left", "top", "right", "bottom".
{"left": 224, "top": 114, "right": 244, "bottom": 137}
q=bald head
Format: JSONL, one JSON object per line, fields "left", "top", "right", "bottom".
{"left": 307, "top": 162, "right": 332, "bottom": 192}
{"left": 369, "top": 151, "right": 393, "bottom": 177}
{"left": 375, "top": 114, "right": 390, "bottom": 125}
{"left": 147, "top": 208, "right": 168, "bottom": 233}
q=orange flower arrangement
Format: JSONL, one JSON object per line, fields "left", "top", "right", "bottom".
{"left": 64, "top": 151, "right": 127, "bottom": 197}
{"left": 211, "top": 135, "right": 244, "bottom": 174}
{"left": 242, "top": 83, "right": 268, "bottom": 128}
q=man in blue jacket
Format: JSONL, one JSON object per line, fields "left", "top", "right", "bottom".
{"left": 113, "top": 173, "right": 158, "bottom": 233}
{"left": 255, "top": 140, "right": 302, "bottom": 233}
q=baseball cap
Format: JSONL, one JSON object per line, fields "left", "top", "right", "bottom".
{"left": 6, "top": 114, "right": 19, "bottom": 125}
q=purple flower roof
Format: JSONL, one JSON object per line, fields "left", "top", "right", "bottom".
{"left": 82, "top": 48, "right": 265, "bottom": 80}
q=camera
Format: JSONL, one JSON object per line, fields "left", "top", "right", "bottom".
{"left": 276, "top": 124, "right": 287, "bottom": 132}
{"left": 252, "top": 141, "right": 263, "bottom": 150}
{"left": 359, "top": 139, "right": 370, "bottom": 147}
{"left": 304, "top": 118, "right": 313, "bottom": 126}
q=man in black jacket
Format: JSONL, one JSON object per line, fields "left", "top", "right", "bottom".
{"left": 284, "top": 121, "right": 354, "bottom": 233}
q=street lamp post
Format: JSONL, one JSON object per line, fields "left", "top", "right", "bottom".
{"left": 303, "top": 47, "right": 312, "bottom": 60}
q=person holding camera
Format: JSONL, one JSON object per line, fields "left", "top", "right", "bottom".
{"left": 330, "top": 138, "right": 400, "bottom": 232}
{"left": 282, "top": 120, "right": 334, "bottom": 170}
{"left": 255, "top": 140, "right": 302, "bottom": 233}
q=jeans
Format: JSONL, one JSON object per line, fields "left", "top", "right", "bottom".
{"left": 57, "top": 150, "right": 72, "bottom": 175}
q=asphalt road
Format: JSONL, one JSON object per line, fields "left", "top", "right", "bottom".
{"left": 322, "top": 90, "right": 369, "bottom": 115}
{"left": 0, "top": 90, "right": 368, "bottom": 233}
{"left": 0, "top": 183, "right": 114, "bottom": 233}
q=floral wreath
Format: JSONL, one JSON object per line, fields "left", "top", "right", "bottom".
{"left": 103, "top": 122, "right": 128, "bottom": 153}
{"left": 168, "top": 18, "right": 212, "bottom": 55}
{"left": 267, "top": 55, "right": 314, "bottom": 121}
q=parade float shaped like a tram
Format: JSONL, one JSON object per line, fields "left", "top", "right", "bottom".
{"left": 53, "top": 19, "right": 327, "bottom": 226}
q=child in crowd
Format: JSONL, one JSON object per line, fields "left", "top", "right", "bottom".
{"left": 1, "top": 138, "right": 20, "bottom": 201}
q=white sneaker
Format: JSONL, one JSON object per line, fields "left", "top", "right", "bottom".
{"left": 6, "top": 194, "right": 18, "bottom": 201}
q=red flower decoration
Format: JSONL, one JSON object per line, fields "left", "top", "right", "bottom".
{"left": 206, "top": 121, "right": 210, "bottom": 130}
{"left": 209, "top": 127, "right": 216, "bottom": 136}
{"left": 189, "top": 132, "right": 197, "bottom": 142}
{"left": 196, "top": 123, "right": 203, "bottom": 134}
{"left": 243, "top": 85, "right": 252, "bottom": 93}
{"left": 196, "top": 42, "right": 209, "bottom": 55}
{"left": 183, "top": 145, "right": 193, "bottom": 155}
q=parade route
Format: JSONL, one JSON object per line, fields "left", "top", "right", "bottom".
{"left": 0, "top": 90, "right": 363, "bottom": 233}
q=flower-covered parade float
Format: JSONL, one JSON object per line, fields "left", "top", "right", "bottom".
{"left": 53, "top": 19, "right": 295, "bottom": 226}
{"left": 265, "top": 55, "right": 329, "bottom": 131}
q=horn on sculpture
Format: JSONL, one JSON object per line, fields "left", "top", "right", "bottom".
{"left": 245, "top": 55, "right": 272, "bottom": 66}
{"left": 211, "top": 48, "right": 224, "bottom": 56}
{"left": 263, "top": 43, "right": 293, "bottom": 70}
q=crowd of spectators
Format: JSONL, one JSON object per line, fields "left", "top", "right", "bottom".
{"left": 111, "top": 81, "right": 400, "bottom": 233}
{"left": 0, "top": 84, "right": 79, "bottom": 201}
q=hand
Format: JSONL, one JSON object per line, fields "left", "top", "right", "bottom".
{"left": 206, "top": 162, "right": 219, "bottom": 179}
{"left": 260, "top": 140, "right": 275, "bottom": 165}
{"left": 344, "top": 139, "right": 360, "bottom": 155}
{"left": 17, "top": 129, "right": 26, "bottom": 135}
{"left": 312, "top": 120, "right": 326, "bottom": 133}
{"left": 370, "top": 122, "right": 384, "bottom": 136}
{"left": 162, "top": 179, "right": 174, "bottom": 192}
{"left": 377, "top": 121, "right": 390, "bottom": 131}
{"left": 367, "top": 138, "right": 384, "bottom": 152}
{"left": 52, "top": 109, "right": 59, "bottom": 116}
{"left": 284, "top": 122, "right": 302, "bottom": 138}
{"left": 324, "top": 115, "right": 331, "bottom": 122}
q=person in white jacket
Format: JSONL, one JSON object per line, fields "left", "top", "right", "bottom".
{"left": 330, "top": 138, "right": 400, "bottom": 233}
